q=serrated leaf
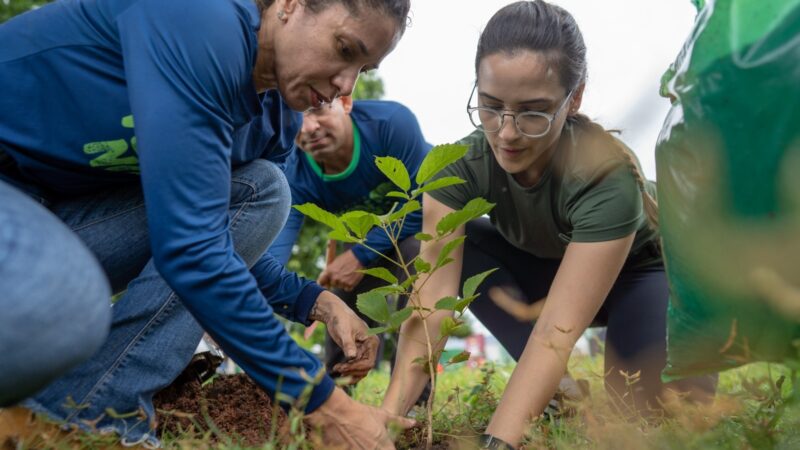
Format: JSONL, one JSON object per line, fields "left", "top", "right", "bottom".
{"left": 436, "top": 236, "right": 466, "bottom": 268}
{"left": 415, "top": 232, "right": 433, "bottom": 241}
{"left": 387, "top": 200, "right": 421, "bottom": 223}
{"left": 413, "top": 176, "right": 466, "bottom": 196}
{"left": 434, "top": 296, "right": 458, "bottom": 311}
{"left": 436, "top": 198, "right": 495, "bottom": 236}
{"left": 462, "top": 268, "right": 498, "bottom": 298}
{"left": 359, "top": 267, "right": 398, "bottom": 284}
{"left": 416, "top": 144, "right": 469, "bottom": 185}
{"left": 368, "top": 326, "right": 389, "bottom": 336}
{"left": 388, "top": 307, "right": 413, "bottom": 329}
{"left": 294, "top": 203, "right": 342, "bottom": 230}
{"left": 455, "top": 294, "right": 478, "bottom": 314}
{"left": 447, "top": 350, "right": 471, "bottom": 365}
{"left": 414, "top": 258, "right": 432, "bottom": 274}
{"left": 340, "top": 210, "right": 380, "bottom": 239}
{"left": 386, "top": 191, "right": 409, "bottom": 200}
{"left": 356, "top": 291, "right": 390, "bottom": 323}
{"left": 375, "top": 156, "right": 410, "bottom": 192}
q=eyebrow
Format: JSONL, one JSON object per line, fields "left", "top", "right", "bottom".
{"left": 354, "top": 37, "right": 370, "bottom": 57}
{"left": 479, "top": 92, "right": 552, "bottom": 106}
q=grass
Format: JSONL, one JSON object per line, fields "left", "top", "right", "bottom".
{"left": 11, "top": 356, "right": 799, "bottom": 449}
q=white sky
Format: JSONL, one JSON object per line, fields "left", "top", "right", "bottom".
{"left": 377, "top": 0, "right": 699, "bottom": 179}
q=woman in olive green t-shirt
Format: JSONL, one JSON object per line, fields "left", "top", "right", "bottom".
{"left": 382, "top": 1, "right": 716, "bottom": 448}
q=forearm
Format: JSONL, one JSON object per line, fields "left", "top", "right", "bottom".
{"left": 487, "top": 328, "right": 579, "bottom": 446}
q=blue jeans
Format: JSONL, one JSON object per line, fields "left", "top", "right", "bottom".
{"left": 0, "top": 182, "right": 111, "bottom": 407}
{"left": 6, "top": 160, "right": 289, "bottom": 447}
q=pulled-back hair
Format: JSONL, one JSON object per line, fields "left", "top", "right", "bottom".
{"left": 475, "top": 0, "right": 659, "bottom": 228}
{"left": 256, "top": 0, "right": 410, "bottom": 34}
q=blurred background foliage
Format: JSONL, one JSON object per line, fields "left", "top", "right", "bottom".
{"left": 1, "top": 0, "right": 51, "bottom": 23}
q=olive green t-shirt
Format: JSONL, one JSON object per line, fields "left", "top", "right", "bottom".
{"left": 429, "top": 126, "right": 661, "bottom": 269}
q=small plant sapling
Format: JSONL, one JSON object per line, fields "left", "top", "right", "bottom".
{"left": 295, "top": 143, "right": 497, "bottom": 448}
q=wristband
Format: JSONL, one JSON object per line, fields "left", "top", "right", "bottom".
{"left": 479, "top": 433, "right": 515, "bottom": 450}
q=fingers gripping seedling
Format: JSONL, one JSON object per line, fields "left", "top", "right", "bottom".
{"left": 295, "top": 143, "right": 497, "bottom": 447}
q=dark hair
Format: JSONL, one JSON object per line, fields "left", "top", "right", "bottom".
{"left": 475, "top": 0, "right": 658, "bottom": 228}
{"left": 256, "top": 0, "right": 410, "bottom": 34}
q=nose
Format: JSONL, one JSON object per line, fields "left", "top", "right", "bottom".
{"left": 497, "top": 113, "right": 520, "bottom": 141}
{"left": 301, "top": 115, "right": 320, "bottom": 135}
{"left": 331, "top": 67, "right": 361, "bottom": 98}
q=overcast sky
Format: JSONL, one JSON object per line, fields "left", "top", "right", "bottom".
{"left": 376, "top": 0, "right": 699, "bottom": 179}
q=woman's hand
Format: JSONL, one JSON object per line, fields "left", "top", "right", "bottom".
{"left": 305, "top": 387, "right": 416, "bottom": 450}
{"left": 485, "top": 235, "right": 635, "bottom": 447}
{"left": 309, "top": 290, "right": 378, "bottom": 383}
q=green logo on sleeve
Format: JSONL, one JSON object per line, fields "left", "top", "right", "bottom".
{"left": 83, "top": 115, "right": 140, "bottom": 173}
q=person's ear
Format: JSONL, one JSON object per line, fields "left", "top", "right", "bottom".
{"left": 276, "top": 0, "right": 298, "bottom": 17}
{"left": 340, "top": 95, "right": 354, "bottom": 114}
{"left": 568, "top": 82, "right": 585, "bottom": 116}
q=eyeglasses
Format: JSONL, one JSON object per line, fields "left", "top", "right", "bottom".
{"left": 466, "top": 82, "right": 573, "bottom": 138}
{"left": 304, "top": 102, "right": 335, "bottom": 117}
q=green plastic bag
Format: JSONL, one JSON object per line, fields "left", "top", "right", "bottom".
{"left": 657, "top": 0, "right": 800, "bottom": 380}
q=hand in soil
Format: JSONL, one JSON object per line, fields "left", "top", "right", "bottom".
{"left": 311, "top": 291, "right": 379, "bottom": 383}
{"left": 305, "top": 387, "right": 416, "bottom": 449}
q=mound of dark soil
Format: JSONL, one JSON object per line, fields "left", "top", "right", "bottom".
{"left": 154, "top": 357, "right": 288, "bottom": 447}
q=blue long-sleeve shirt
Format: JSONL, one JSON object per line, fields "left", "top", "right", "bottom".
{"left": 0, "top": 0, "right": 332, "bottom": 411}
{"left": 269, "top": 101, "right": 432, "bottom": 266}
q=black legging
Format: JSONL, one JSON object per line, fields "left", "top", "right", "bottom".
{"left": 461, "top": 218, "right": 716, "bottom": 417}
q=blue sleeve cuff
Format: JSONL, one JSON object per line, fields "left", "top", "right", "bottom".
{"left": 351, "top": 244, "right": 378, "bottom": 266}
{"left": 295, "top": 282, "right": 325, "bottom": 325}
{"left": 304, "top": 372, "right": 336, "bottom": 413}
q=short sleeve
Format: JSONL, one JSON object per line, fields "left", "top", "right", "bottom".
{"left": 568, "top": 163, "right": 644, "bottom": 242}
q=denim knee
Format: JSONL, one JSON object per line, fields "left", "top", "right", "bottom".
{"left": 0, "top": 184, "right": 111, "bottom": 406}
{"left": 229, "top": 159, "right": 291, "bottom": 265}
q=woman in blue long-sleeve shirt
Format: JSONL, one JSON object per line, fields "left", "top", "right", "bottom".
{"left": 0, "top": 0, "right": 414, "bottom": 448}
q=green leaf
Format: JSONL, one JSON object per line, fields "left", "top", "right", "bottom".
{"left": 368, "top": 326, "right": 389, "bottom": 336}
{"left": 436, "top": 197, "right": 495, "bottom": 236}
{"left": 327, "top": 228, "right": 360, "bottom": 243}
{"left": 294, "top": 203, "right": 342, "bottom": 230}
{"left": 387, "top": 200, "right": 421, "bottom": 223}
{"left": 462, "top": 268, "right": 498, "bottom": 298}
{"left": 414, "top": 232, "right": 433, "bottom": 242}
{"left": 340, "top": 211, "right": 380, "bottom": 239}
{"left": 447, "top": 350, "right": 471, "bottom": 365}
{"left": 356, "top": 291, "right": 390, "bottom": 323}
{"left": 416, "top": 144, "right": 469, "bottom": 185}
{"left": 375, "top": 156, "right": 410, "bottom": 192}
{"left": 434, "top": 296, "right": 458, "bottom": 311}
{"left": 359, "top": 267, "right": 398, "bottom": 285}
{"left": 400, "top": 274, "right": 419, "bottom": 289}
{"left": 414, "top": 258, "right": 432, "bottom": 274}
{"left": 388, "top": 307, "right": 413, "bottom": 329}
{"left": 386, "top": 191, "right": 409, "bottom": 200}
{"left": 455, "top": 294, "right": 478, "bottom": 314}
{"left": 413, "top": 176, "right": 466, "bottom": 196}
{"left": 439, "top": 316, "right": 460, "bottom": 338}
{"left": 365, "top": 285, "right": 405, "bottom": 296}
{"left": 436, "top": 236, "right": 466, "bottom": 268}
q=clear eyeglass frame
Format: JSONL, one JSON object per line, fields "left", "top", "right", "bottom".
{"left": 304, "top": 102, "right": 335, "bottom": 117}
{"left": 466, "top": 82, "right": 573, "bottom": 138}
